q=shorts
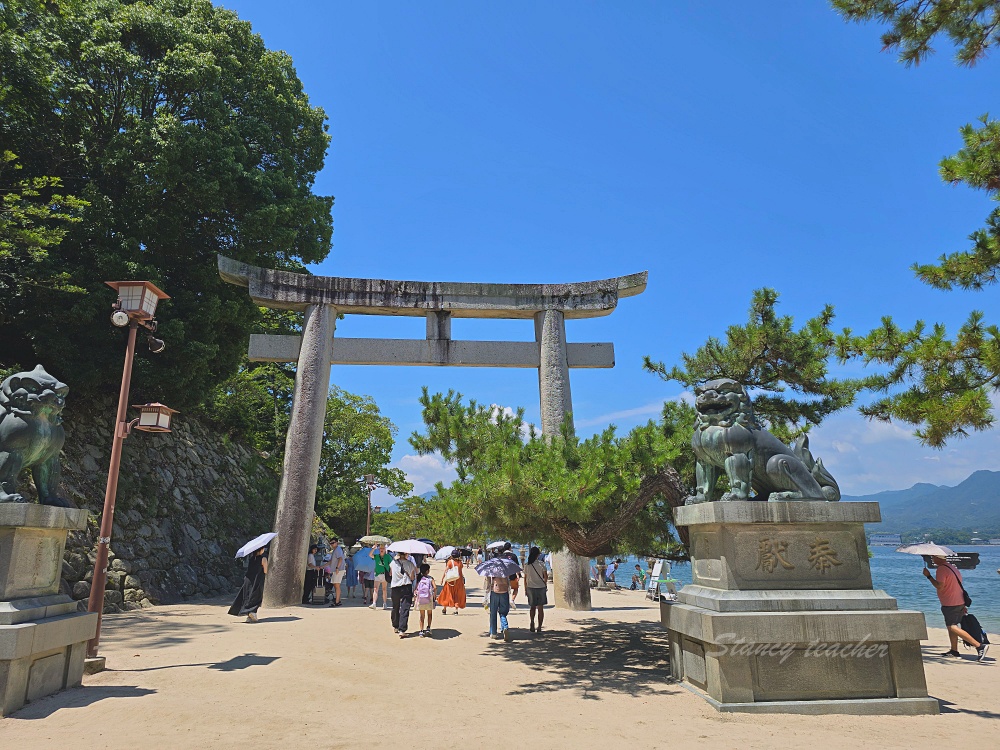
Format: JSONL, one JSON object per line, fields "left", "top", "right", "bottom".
{"left": 941, "top": 604, "right": 965, "bottom": 626}
{"left": 417, "top": 602, "right": 434, "bottom": 611}
{"left": 363, "top": 578, "right": 375, "bottom": 589}
{"left": 331, "top": 570, "right": 345, "bottom": 584}
{"left": 527, "top": 587, "right": 547, "bottom": 607}
{"left": 510, "top": 578, "right": 519, "bottom": 592}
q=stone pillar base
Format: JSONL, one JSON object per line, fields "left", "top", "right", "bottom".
{"left": 663, "top": 501, "right": 938, "bottom": 715}
{"left": 0, "top": 505, "right": 98, "bottom": 716}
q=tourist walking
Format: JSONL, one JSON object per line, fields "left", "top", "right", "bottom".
{"left": 501, "top": 542, "right": 520, "bottom": 609}
{"left": 414, "top": 562, "right": 436, "bottom": 636}
{"left": 370, "top": 543, "right": 392, "bottom": 610}
{"left": 328, "top": 538, "right": 346, "bottom": 606}
{"left": 924, "top": 555, "right": 989, "bottom": 661}
{"left": 303, "top": 544, "right": 320, "bottom": 604}
{"left": 487, "top": 572, "right": 512, "bottom": 641}
{"left": 345, "top": 552, "right": 358, "bottom": 599}
{"left": 229, "top": 545, "right": 268, "bottom": 623}
{"left": 524, "top": 546, "right": 547, "bottom": 633}
{"left": 390, "top": 551, "right": 417, "bottom": 638}
{"left": 438, "top": 548, "right": 467, "bottom": 615}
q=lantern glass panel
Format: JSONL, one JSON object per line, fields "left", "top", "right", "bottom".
{"left": 141, "top": 287, "right": 159, "bottom": 316}
{"left": 138, "top": 410, "right": 158, "bottom": 427}
{"left": 118, "top": 283, "right": 144, "bottom": 312}
{"left": 158, "top": 411, "right": 171, "bottom": 429}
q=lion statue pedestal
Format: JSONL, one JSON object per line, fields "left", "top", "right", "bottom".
{"left": 661, "top": 501, "right": 938, "bottom": 714}
{"left": 0, "top": 504, "right": 98, "bottom": 715}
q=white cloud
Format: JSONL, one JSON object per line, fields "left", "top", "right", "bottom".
{"left": 810, "top": 411, "right": 1000, "bottom": 495}
{"left": 575, "top": 392, "right": 690, "bottom": 429}
{"left": 393, "top": 453, "right": 457, "bottom": 496}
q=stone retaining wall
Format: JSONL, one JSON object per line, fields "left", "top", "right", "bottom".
{"left": 49, "top": 399, "right": 278, "bottom": 613}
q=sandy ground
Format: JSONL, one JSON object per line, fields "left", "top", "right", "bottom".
{"left": 1, "top": 562, "right": 996, "bottom": 749}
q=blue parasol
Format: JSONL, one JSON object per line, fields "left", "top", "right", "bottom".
{"left": 352, "top": 546, "right": 376, "bottom": 573}
{"left": 476, "top": 556, "right": 521, "bottom": 578}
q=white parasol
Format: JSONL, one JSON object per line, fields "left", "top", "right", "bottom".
{"left": 896, "top": 543, "right": 956, "bottom": 557}
{"left": 388, "top": 539, "right": 435, "bottom": 555}
{"left": 434, "top": 545, "right": 457, "bottom": 560}
{"left": 235, "top": 532, "right": 276, "bottom": 559}
{"left": 486, "top": 540, "right": 510, "bottom": 550}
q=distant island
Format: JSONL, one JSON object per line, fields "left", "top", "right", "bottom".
{"left": 845, "top": 470, "right": 1000, "bottom": 545}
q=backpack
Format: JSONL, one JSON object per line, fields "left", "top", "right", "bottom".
{"left": 415, "top": 575, "right": 434, "bottom": 601}
{"left": 960, "top": 612, "right": 990, "bottom": 646}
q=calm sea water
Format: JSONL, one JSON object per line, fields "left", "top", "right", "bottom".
{"left": 602, "top": 545, "right": 1000, "bottom": 634}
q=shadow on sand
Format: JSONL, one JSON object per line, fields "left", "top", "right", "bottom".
{"left": 482, "top": 618, "right": 677, "bottom": 700}
{"left": 100, "top": 607, "right": 229, "bottom": 650}
{"left": 938, "top": 699, "right": 1000, "bottom": 719}
{"left": 11, "top": 685, "right": 157, "bottom": 720}
{"left": 113, "top": 652, "right": 279, "bottom": 673}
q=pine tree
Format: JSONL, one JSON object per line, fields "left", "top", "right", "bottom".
{"left": 833, "top": 0, "right": 1000, "bottom": 446}
{"left": 644, "top": 288, "right": 861, "bottom": 441}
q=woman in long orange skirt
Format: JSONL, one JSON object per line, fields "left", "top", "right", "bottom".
{"left": 438, "top": 549, "right": 466, "bottom": 614}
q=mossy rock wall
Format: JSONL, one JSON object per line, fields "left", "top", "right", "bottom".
{"left": 51, "top": 398, "right": 278, "bottom": 613}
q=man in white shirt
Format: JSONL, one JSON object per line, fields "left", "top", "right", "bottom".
{"left": 389, "top": 552, "right": 417, "bottom": 638}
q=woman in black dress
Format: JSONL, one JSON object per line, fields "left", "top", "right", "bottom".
{"left": 229, "top": 545, "right": 268, "bottom": 623}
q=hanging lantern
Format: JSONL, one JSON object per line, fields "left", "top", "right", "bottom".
{"left": 132, "top": 403, "right": 178, "bottom": 433}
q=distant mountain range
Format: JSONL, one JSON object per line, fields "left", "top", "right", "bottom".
{"left": 844, "top": 470, "right": 1000, "bottom": 534}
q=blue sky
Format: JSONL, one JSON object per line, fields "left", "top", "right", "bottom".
{"left": 222, "top": 1, "right": 1000, "bottom": 500}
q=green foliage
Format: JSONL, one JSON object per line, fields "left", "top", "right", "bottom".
{"left": 915, "top": 115, "right": 1000, "bottom": 291}
{"left": 833, "top": 0, "right": 1000, "bottom": 66}
{"left": 832, "top": 1, "right": 1000, "bottom": 446}
{"left": 409, "top": 388, "right": 692, "bottom": 559}
{"left": 644, "top": 288, "right": 862, "bottom": 439}
{"left": 837, "top": 312, "right": 1000, "bottom": 446}
{"left": 0, "top": 151, "right": 88, "bottom": 331}
{"left": 314, "top": 387, "right": 412, "bottom": 542}
{"left": 0, "top": 0, "right": 332, "bottom": 408}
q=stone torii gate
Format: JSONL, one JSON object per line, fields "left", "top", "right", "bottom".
{"left": 217, "top": 255, "right": 647, "bottom": 611}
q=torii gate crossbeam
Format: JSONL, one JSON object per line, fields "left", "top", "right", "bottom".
{"left": 218, "top": 255, "right": 647, "bottom": 612}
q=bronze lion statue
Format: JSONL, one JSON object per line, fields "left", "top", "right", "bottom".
{"left": 0, "top": 365, "right": 74, "bottom": 507}
{"left": 689, "top": 378, "right": 839, "bottom": 504}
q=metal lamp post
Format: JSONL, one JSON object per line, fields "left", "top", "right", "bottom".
{"left": 86, "top": 281, "right": 174, "bottom": 667}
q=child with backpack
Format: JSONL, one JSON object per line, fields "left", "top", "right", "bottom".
{"left": 414, "top": 563, "right": 436, "bottom": 638}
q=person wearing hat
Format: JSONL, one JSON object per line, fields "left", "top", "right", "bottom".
{"left": 438, "top": 547, "right": 467, "bottom": 615}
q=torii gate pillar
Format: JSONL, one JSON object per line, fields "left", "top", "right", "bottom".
{"left": 535, "top": 309, "right": 592, "bottom": 610}
{"left": 263, "top": 305, "right": 335, "bottom": 608}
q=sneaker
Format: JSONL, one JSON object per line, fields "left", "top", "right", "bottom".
{"left": 425, "top": 630, "right": 432, "bottom": 638}
{"left": 384, "top": 605, "right": 391, "bottom": 610}
{"left": 942, "top": 650, "right": 962, "bottom": 657}
{"left": 977, "top": 644, "right": 989, "bottom": 662}
{"left": 529, "top": 624, "right": 535, "bottom": 632}
{"left": 369, "top": 604, "right": 376, "bottom": 609}
{"left": 503, "top": 628, "right": 512, "bottom": 642}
